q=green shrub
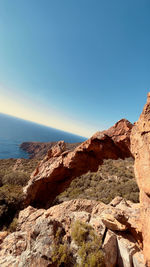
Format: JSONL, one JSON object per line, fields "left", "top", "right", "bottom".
{"left": 8, "top": 217, "right": 18, "bottom": 232}
{"left": 51, "top": 221, "right": 104, "bottom": 266}
{"left": 51, "top": 227, "right": 73, "bottom": 266}
{"left": 0, "top": 171, "right": 5, "bottom": 186}
{"left": 2, "top": 171, "right": 29, "bottom": 186}
{"left": 0, "top": 184, "right": 23, "bottom": 229}
{"left": 71, "top": 221, "right": 104, "bottom": 267}
{"left": 71, "top": 221, "right": 90, "bottom": 246}
{"left": 52, "top": 243, "right": 72, "bottom": 266}
{"left": 0, "top": 184, "right": 23, "bottom": 204}
{"left": 0, "top": 158, "right": 39, "bottom": 231}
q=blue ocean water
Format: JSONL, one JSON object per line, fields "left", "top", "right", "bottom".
{"left": 0, "top": 113, "right": 86, "bottom": 159}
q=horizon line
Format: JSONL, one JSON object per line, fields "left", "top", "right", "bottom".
{"left": 0, "top": 112, "right": 88, "bottom": 139}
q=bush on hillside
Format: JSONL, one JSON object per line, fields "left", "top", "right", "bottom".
{"left": 0, "top": 184, "right": 23, "bottom": 229}
{"left": 51, "top": 227, "right": 73, "bottom": 266}
{"left": 71, "top": 221, "right": 104, "bottom": 267}
{"left": 0, "top": 158, "right": 39, "bottom": 231}
{"left": 2, "top": 171, "right": 29, "bottom": 186}
{"left": 51, "top": 221, "right": 104, "bottom": 267}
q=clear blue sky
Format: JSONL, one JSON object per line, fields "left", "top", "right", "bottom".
{"left": 0, "top": 0, "right": 150, "bottom": 137}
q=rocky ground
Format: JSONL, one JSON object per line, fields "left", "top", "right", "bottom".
{"left": 0, "top": 197, "right": 144, "bottom": 267}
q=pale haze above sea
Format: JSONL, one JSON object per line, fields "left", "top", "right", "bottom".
{"left": 0, "top": 113, "right": 86, "bottom": 159}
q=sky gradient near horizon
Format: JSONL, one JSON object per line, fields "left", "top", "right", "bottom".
{"left": 0, "top": 0, "right": 150, "bottom": 137}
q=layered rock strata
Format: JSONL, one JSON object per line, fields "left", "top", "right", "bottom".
{"left": 0, "top": 198, "right": 144, "bottom": 267}
{"left": 131, "top": 93, "right": 150, "bottom": 266}
{"left": 24, "top": 119, "right": 133, "bottom": 208}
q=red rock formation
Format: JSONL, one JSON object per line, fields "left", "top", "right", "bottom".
{"left": 24, "top": 119, "right": 133, "bottom": 208}
{"left": 131, "top": 93, "right": 150, "bottom": 266}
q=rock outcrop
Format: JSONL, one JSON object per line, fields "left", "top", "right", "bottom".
{"left": 24, "top": 119, "right": 133, "bottom": 208}
{"left": 0, "top": 198, "right": 145, "bottom": 267}
{"left": 131, "top": 92, "right": 150, "bottom": 266}
{"left": 20, "top": 141, "right": 81, "bottom": 159}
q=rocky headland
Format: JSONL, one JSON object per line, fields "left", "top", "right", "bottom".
{"left": 1, "top": 94, "right": 150, "bottom": 266}
{"left": 20, "top": 142, "right": 81, "bottom": 159}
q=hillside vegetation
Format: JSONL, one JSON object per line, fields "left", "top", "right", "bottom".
{"left": 0, "top": 158, "right": 39, "bottom": 230}
{"left": 55, "top": 157, "right": 139, "bottom": 204}
{"left": 51, "top": 220, "right": 104, "bottom": 266}
{"left": 0, "top": 157, "right": 139, "bottom": 231}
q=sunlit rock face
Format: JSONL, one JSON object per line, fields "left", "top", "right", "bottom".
{"left": 0, "top": 198, "right": 144, "bottom": 267}
{"left": 23, "top": 119, "right": 133, "bottom": 208}
{"left": 131, "top": 93, "right": 150, "bottom": 266}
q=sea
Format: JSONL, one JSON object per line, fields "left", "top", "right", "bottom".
{"left": 0, "top": 113, "right": 87, "bottom": 159}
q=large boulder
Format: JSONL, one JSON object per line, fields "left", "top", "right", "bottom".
{"left": 131, "top": 93, "right": 150, "bottom": 266}
{"left": 117, "top": 233, "right": 140, "bottom": 267}
{"left": 103, "top": 229, "right": 118, "bottom": 267}
{"left": 23, "top": 119, "right": 133, "bottom": 208}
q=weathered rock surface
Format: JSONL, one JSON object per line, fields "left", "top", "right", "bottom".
{"left": 131, "top": 93, "right": 150, "bottom": 266}
{"left": 24, "top": 119, "right": 133, "bottom": 208}
{"left": 117, "top": 233, "right": 140, "bottom": 267}
{"left": 133, "top": 251, "right": 145, "bottom": 267}
{"left": 0, "top": 231, "right": 8, "bottom": 244}
{"left": 103, "top": 229, "right": 118, "bottom": 267}
{"left": 0, "top": 198, "right": 145, "bottom": 267}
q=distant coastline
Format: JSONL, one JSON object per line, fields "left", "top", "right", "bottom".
{"left": 0, "top": 113, "right": 86, "bottom": 159}
{"left": 20, "top": 141, "right": 81, "bottom": 159}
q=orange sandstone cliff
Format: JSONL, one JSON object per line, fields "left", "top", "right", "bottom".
{"left": 131, "top": 92, "right": 150, "bottom": 266}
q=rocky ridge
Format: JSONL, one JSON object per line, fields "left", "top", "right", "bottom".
{"left": 23, "top": 119, "right": 133, "bottom": 208}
